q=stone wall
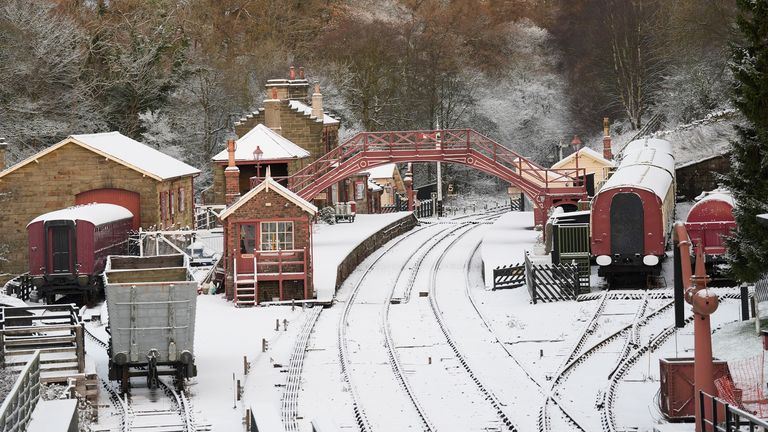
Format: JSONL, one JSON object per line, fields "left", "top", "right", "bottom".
{"left": 334, "top": 213, "right": 417, "bottom": 292}
{"left": 0, "top": 142, "right": 194, "bottom": 275}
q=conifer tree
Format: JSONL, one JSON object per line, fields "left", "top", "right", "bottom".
{"left": 724, "top": 0, "right": 768, "bottom": 282}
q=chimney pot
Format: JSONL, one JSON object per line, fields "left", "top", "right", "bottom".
{"left": 289, "top": 66, "right": 296, "bottom": 80}
{"left": 299, "top": 67, "right": 305, "bottom": 79}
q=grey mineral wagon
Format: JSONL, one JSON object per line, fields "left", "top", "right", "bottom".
{"left": 104, "top": 254, "right": 198, "bottom": 392}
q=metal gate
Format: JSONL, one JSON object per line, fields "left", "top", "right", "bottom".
{"left": 525, "top": 252, "right": 581, "bottom": 303}
{"left": 493, "top": 264, "right": 526, "bottom": 289}
{"left": 552, "top": 223, "right": 591, "bottom": 292}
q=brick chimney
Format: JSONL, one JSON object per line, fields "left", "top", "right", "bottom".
{"left": 0, "top": 138, "right": 6, "bottom": 171}
{"left": 288, "top": 65, "right": 310, "bottom": 100}
{"left": 224, "top": 138, "right": 241, "bottom": 205}
{"left": 311, "top": 84, "right": 323, "bottom": 119}
{"left": 602, "top": 117, "right": 613, "bottom": 160}
{"left": 264, "top": 87, "right": 283, "bottom": 135}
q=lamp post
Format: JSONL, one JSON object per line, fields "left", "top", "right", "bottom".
{"left": 253, "top": 145, "right": 263, "bottom": 179}
{"left": 571, "top": 135, "right": 583, "bottom": 184}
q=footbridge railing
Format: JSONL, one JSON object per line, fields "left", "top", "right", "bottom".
{"left": 250, "top": 129, "right": 587, "bottom": 225}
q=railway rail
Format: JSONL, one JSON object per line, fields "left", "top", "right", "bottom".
{"left": 281, "top": 305, "right": 323, "bottom": 431}
{"left": 426, "top": 223, "right": 518, "bottom": 431}
{"left": 337, "top": 223, "right": 437, "bottom": 432}
{"left": 337, "top": 210, "right": 509, "bottom": 432}
{"left": 540, "top": 293, "right": 680, "bottom": 431}
{"left": 84, "top": 323, "right": 204, "bottom": 432}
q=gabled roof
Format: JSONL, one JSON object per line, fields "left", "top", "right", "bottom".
{"left": 0, "top": 132, "right": 200, "bottom": 181}
{"left": 212, "top": 124, "right": 310, "bottom": 162}
{"left": 219, "top": 175, "right": 317, "bottom": 220}
{"left": 551, "top": 146, "right": 614, "bottom": 169}
{"left": 288, "top": 100, "right": 340, "bottom": 125}
{"left": 364, "top": 163, "right": 398, "bottom": 179}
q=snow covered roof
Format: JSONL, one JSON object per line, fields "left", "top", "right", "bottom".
{"left": 694, "top": 189, "right": 735, "bottom": 207}
{"left": 364, "top": 163, "right": 398, "bottom": 179}
{"left": 219, "top": 175, "right": 317, "bottom": 220}
{"left": 28, "top": 203, "right": 133, "bottom": 227}
{"left": 288, "top": 100, "right": 340, "bottom": 125}
{"left": 368, "top": 179, "right": 383, "bottom": 192}
{"left": 551, "top": 146, "right": 614, "bottom": 169}
{"left": 601, "top": 138, "right": 675, "bottom": 200}
{"left": 212, "top": 124, "right": 310, "bottom": 162}
{"left": 0, "top": 132, "right": 201, "bottom": 181}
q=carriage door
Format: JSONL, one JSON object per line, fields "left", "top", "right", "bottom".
{"left": 610, "top": 193, "right": 644, "bottom": 258}
{"left": 49, "top": 225, "right": 73, "bottom": 273}
{"left": 235, "top": 223, "right": 257, "bottom": 275}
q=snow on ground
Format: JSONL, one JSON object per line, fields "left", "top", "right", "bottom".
{"left": 313, "top": 212, "right": 412, "bottom": 301}
{"left": 480, "top": 210, "right": 537, "bottom": 287}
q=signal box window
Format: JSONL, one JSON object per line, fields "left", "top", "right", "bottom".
{"left": 239, "top": 224, "right": 257, "bottom": 254}
{"left": 260, "top": 222, "right": 294, "bottom": 251}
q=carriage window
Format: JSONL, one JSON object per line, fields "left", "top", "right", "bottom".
{"left": 239, "top": 224, "right": 257, "bottom": 254}
{"left": 260, "top": 222, "right": 293, "bottom": 251}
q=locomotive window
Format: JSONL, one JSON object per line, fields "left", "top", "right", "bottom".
{"left": 240, "top": 224, "right": 257, "bottom": 254}
{"left": 260, "top": 221, "right": 294, "bottom": 251}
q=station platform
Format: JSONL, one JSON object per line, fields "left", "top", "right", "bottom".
{"left": 313, "top": 212, "right": 413, "bottom": 302}
{"left": 480, "top": 211, "right": 537, "bottom": 288}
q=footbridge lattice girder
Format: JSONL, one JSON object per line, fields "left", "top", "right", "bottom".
{"left": 250, "top": 129, "right": 587, "bottom": 226}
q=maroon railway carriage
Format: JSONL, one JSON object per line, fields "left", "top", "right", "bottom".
{"left": 27, "top": 203, "right": 133, "bottom": 304}
{"left": 591, "top": 138, "right": 676, "bottom": 284}
{"left": 685, "top": 190, "right": 736, "bottom": 271}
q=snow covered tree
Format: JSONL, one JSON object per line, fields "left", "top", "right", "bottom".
{"left": 723, "top": 0, "right": 768, "bottom": 282}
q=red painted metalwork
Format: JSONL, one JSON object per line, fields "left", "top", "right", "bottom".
{"left": 685, "top": 196, "right": 736, "bottom": 257}
{"left": 591, "top": 188, "right": 667, "bottom": 257}
{"left": 676, "top": 223, "right": 720, "bottom": 432}
{"left": 249, "top": 129, "right": 587, "bottom": 226}
{"left": 76, "top": 188, "right": 141, "bottom": 229}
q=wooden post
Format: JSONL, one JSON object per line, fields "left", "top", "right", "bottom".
{"left": 75, "top": 325, "right": 85, "bottom": 372}
{"left": 243, "top": 356, "right": 249, "bottom": 375}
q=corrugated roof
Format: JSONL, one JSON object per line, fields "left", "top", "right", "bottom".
{"left": 1, "top": 132, "right": 200, "bottom": 181}
{"left": 212, "top": 124, "right": 310, "bottom": 162}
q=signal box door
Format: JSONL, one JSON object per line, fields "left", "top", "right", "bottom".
{"left": 50, "top": 226, "right": 73, "bottom": 273}
{"left": 236, "top": 223, "right": 258, "bottom": 275}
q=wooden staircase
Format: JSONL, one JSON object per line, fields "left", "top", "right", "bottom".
{"left": 0, "top": 305, "right": 85, "bottom": 384}
{"left": 234, "top": 256, "right": 257, "bottom": 307}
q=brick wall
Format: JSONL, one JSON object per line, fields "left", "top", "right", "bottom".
{"left": 223, "top": 187, "right": 313, "bottom": 300}
{"left": 0, "top": 142, "right": 194, "bottom": 275}
{"left": 675, "top": 155, "right": 730, "bottom": 199}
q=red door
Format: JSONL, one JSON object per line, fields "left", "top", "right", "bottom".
{"left": 235, "top": 223, "right": 258, "bottom": 275}
{"left": 76, "top": 188, "right": 141, "bottom": 229}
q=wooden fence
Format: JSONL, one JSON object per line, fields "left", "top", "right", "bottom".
{"left": 525, "top": 252, "right": 582, "bottom": 304}
{"left": 493, "top": 264, "right": 526, "bottom": 290}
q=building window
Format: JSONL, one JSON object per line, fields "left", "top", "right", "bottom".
{"left": 170, "top": 190, "right": 175, "bottom": 217}
{"left": 239, "top": 224, "right": 257, "bottom": 254}
{"left": 160, "top": 192, "right": 167, "bottom": 223}
{"left": 179, "top": 188, "right": 185, "bottom": 213}
{"left": 260, "top": 221, "right": 294, "bottom": 251}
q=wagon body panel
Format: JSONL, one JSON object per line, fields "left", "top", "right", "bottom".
{"left": 104, "top": 255, "right": 197, "bottom": 368}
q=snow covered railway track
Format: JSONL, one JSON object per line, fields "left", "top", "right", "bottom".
{"left": 282, "top": 305, "right": 323, "bottom": 431}
{"left": 425, "top": 222, "right": 518, "bottom": 431}
{"left": 84, "top": 323, "right": 202, "bottom": 432}
{"left": 337, "top": 224, "right": 440, "bottom": 432}
{"left": 539, "top": 294, "right": 679, "bottom": 432}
